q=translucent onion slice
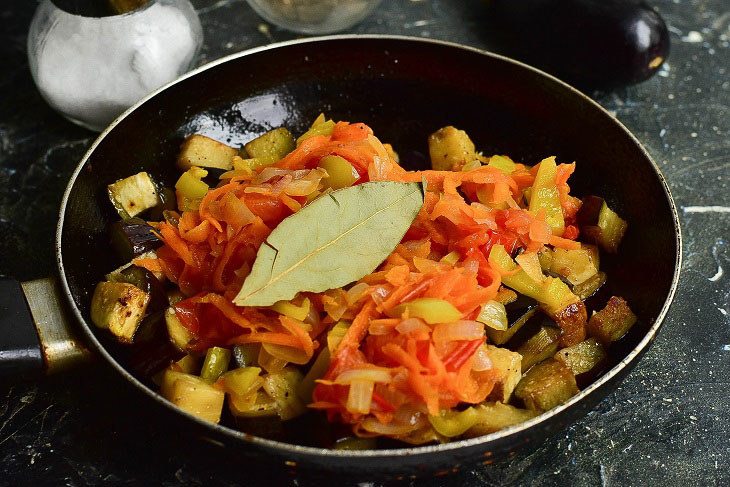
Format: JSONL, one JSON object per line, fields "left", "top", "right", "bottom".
{"left": 432, "top": 320, "right": 484, "bottom": 342}
{"left": 395, "top": 317, "right": 430, "bottom": 335}
{"left": 471, "top": 345, "right": 493, "bottom": 371}
{"left": 515, "top": 251, "right": 545, "bottom": 282}
{"left": 336, "top": 368, "right": 392, "bottom": 385}
{"left": 345, "top": 282, "right": 370, "bottom": 306}
{"left": 262, "top": 342, "right": 310, "bottom": 365}
{"left": 360, "top": 417, "right": 420, "bottom": 436}
{"left": 461, "top": 258, "right": 480, "bottom": 275}
{"left": 476, "top": 300, "right": 508, "bottom": 331}
{"left": 412, "top": 256, "right": 443, "bottom": 274}
{"left": 346, "top": 380, "right": 374, "bottom": 414}
{"left": 221, "top": 192, "right": 255, "bottom": 229}
{"left": 270, "top": 174, "right": 293, "bottom": 196}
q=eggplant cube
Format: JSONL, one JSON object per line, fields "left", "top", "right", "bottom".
{"left": 90, "top": 281, "right": 149, "bottom": 343}
{"left": 244, "top": 127, "right": 296, "bottom": 162}
{"left": 177, "top": 134, "right": 238, "bottom": 170}
{"left": 554, "top": 337, "right": 607, "bottom": 376}
{"left": 486, "top": 345, "right": 522, "bottom": 403}
{"left": 550, "top": 245, "right": 599, "bottom": 285}
{"left": 160, "top": 370, "right": 225, "bottom": 423}
{"left": 463, "top": 402, "right": 539, "bottom": 438}
{"left": 515, "top": 358, "right": 579, "bottom": 411}
{"left": 107, "top": 172, "right": 159, "bottom": 219}
{"left": 587, "top": 296, "right": 638, "bottom": 345}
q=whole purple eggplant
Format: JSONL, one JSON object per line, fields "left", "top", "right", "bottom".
{"left": 483, "top": 0, "right": 670, "bottom": 89}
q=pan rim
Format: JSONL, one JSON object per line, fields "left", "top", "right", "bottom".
{"left": 56, "top": 34, "right": 682, "bottom": 460}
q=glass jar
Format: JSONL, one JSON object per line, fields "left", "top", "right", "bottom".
{"left": 245, "top": 0, "right": 383, "bottom": 34}
{"left": 27, "top": 0, "right": 203, "bottom": 132}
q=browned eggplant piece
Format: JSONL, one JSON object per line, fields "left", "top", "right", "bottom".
{"left": 553, "top": 337, "right": 608, "bottom": 387}
{"left": 514, "top": 358, "right": 579, "bottom": 411}
{"left": 514, "top": 323, "right": 562, "bottom": 370}
{"left": 117, "top": 265, "right": 168, "bottom": 314}
{"left": 552, "top": 300, "right": 588, "bottom": 348}
{"left": 110, "top": 217, "right": 162, "bottom": 261}
{"left": 587, "top": 296, "right": 638, "bottom": 345}
{"left": 126, "top": 311, "right": 185, "bottom": 378}
{"left": 485, "top": 294, "right": 539, "bottom": 345}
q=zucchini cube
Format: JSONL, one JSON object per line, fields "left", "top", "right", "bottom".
{"left": 160, "top": 370, "right": 225, "bottom": 423}
{"left": 177, "top": 134, "right": 238, "bottom": 171}
{"left": 107, "top": 172, "right": 159, "bottom": 218}
{"left": 428, "top": 126, "right": 477, "bottom": 171}
{"left": 486, "top": 345, "right": 522, "bottom": 403}
{"left": 463, "top": 402, "right": 539, "bottom": 438}
{"left": 244, "top": 127, "right": 296, "bottom": 163}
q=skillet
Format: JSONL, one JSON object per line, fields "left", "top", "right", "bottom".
{"left": 0, "top": 35, "right": 681, "bottom": 479}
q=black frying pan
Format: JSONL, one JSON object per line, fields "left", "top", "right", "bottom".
{"left": 0, "top": 36, "right": 681, "bottom": 479}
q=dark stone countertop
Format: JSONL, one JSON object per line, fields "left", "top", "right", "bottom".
{"left": 1, "top": 0, "right": 728, "bottom": 485}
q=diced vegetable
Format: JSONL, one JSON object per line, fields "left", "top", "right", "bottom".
{"left": 263, "top": 367, "right": 307, "bottom": 420}
{"left": 232, "top": 343, "right": 260, "bottom": 368}
{"left": 549, "top": 245, "right": 599, "bottom": 285}
{"left": 476, "top": 300, "right": 508, "bottom": 331}
{"left": 175, "top": 167, "right": 209, "bottom": 211}
{"left": 90, "top": 281, "right": 150, "bottom": 343}
{"left": 514, "top": 323, "right": 562, "bottom": 370}
{"left": 428, "top": 126, "right": 477, "bottom": 171}
{"left": 109, "top": 218, "right": 162, "bottom": 261}
{"left": 485, "top": 345, "right": 522, "bottom": 403}
{"left": 165, "top": 307, "right": 194, "bottom": 352}
{"left": 200, "top": 346, "right": 232, "bottom": 383}
{"left": 550, "top": 299, "right": 588, "bottom": 348}
{"left": 462, "top": 402, "right": 539, "bottom": 438}
{"left": 578, "top": 197, "right": 628, "bottom": 253}
{"left": 112, "top": 265, "right": 168, "bottom": 313}
{"left": 160, "top": 370, "right": 225, "bottom": 423}
{"left": 514, "top": 358, "right": 579, "bottom": 411}
{"left": 429, "top": 407, "right": 481, "bottom": 437}
{"left": 391, "top": 298, "right": 463, "bottom": 324}
{"left": 528, "top": 157, "right": 564, "bottom": 235}
{"left": 174, "top": 354, "right": 200, "bottom": 375}
{"left": 573, "top": 271, "right": 607, "bottom": 300}
{"left": 222, "top": 367, "right": 263, "bottom": 398}
{"left": 554, "top": 338, "right": 607, "bottom": 377}
{"left": 107, "top": 171, "right": 160, "bottom": 219}
{"left": 244, "top": 127, "right": 296, "bottom": 163}
{"left": 440, "top": 250, "right": 461, "bottom": 265}
{"left": 297, "top": 119, "right": 336, "bottom": 146}
{"left": 587, "top": 296, "right": 637, "bottom": 345}
{"left": 318, "top": 155, "right": 358, "bottom": 189}
{"left": 177, "top": 134, "right": 237, "bottom": 171}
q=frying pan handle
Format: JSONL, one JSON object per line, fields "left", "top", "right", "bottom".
{"left": 0, "top": 277, "right": 92, "bottom": 376}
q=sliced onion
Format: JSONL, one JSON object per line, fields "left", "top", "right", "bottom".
{"left": 262, "top": 342, "right": 310, "bottom": 365}
{"left": 393, "top": 404, "right": 427, "bottom": 426}
{"left": 336, "top": 368, "right": 392, "bottom": 385}
{"left": 368, "top": 322, "right": 394, "bottom": 336}
{"left": 346, "top": 380, "right": 374, "bottom": 414}
{"left": 346, "top": 282, "right": 370, "bottom": 306}
{"left": 360, "top": 417, "right": 419, "bottom": 436}
{"left": 243, "top": 185, "right": 272, "bottom": 194}
{"left": 323, "top": 290, "right": 347, "bottom": 321}
{"left": 476, "top": 300, "right": 508, "bottom": 331}
{"left": 221, "top": 192, "right": 255, "bottom": 229}
{"left": 270, "top": 174, "right": 293, "bottom": 196}
{"left": 252, "top": 167, "right": 297, "bottom": 184}
{"left": 515, "top": 251, "right": 545, "bottom": 282}
{"left": 370, "top": 286, "right": 391, "bottom": 307}
{"left": 395, "top": 317, "right": 430, "bottom": 335}
{"left": 471, "top": 344, "right": 493, "bottom": 371}
{"left": 432, "top": 320, "right": 484, "bottom": 342}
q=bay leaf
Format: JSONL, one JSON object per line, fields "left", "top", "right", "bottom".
{"left": 233, "top": 181, "right": 425, "bottom": 307}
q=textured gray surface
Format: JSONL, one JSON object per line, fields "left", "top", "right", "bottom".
{"left": 1, "top": 0, "right": 729, "bottom": 485}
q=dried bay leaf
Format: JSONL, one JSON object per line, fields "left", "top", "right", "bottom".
{"left": 233, "top": 181, "right": 425, "bottom": 307}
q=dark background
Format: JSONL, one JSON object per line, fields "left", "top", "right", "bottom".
{"left": 1, "top": 0, "right": 729, "bottom": 485}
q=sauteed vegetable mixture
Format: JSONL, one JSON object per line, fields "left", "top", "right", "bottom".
{"left": 91, "top": 117, "right": 636, "bottom": 447}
